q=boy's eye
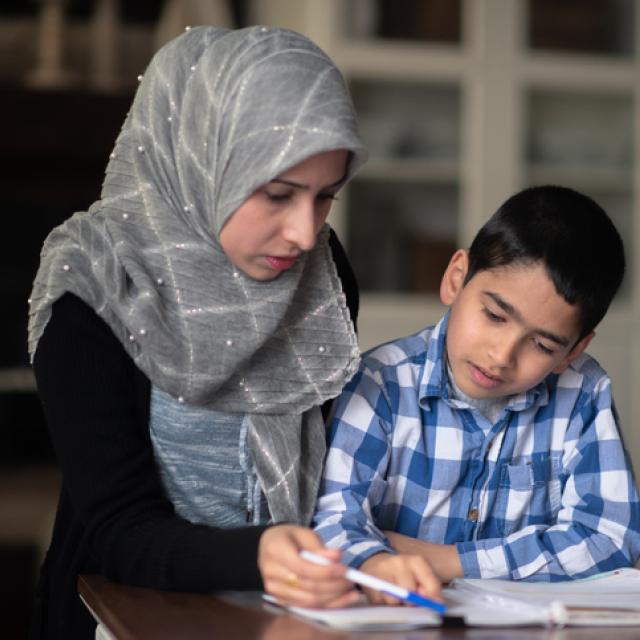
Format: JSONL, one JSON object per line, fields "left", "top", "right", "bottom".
{"left": 533, "top": 339, "right": 554, "bottom": 355}
{"left": 482, "top": 307, "right": 504, "bottom": 323}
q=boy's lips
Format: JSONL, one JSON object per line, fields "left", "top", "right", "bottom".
{"left": 266, "top": 255, "right": 299, "bottom": 271}
{"left": 468, "top": 362, "right": 503, "bottom": 389}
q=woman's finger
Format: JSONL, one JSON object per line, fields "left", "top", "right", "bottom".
{"left": 264, "top": 526, "right": 347, "bottom": 580}
{"left": 323, "top": 589, "right": 362, "bottom": 609}
{"left": 283, "top": 574, "right": 353, "bottom": 597}
{"left": 268, "top": 578, "right": 357, "bottom": 609}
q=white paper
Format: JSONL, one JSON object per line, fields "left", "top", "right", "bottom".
{"left": 262, "top": 595, "right": 441, "bottom": 630}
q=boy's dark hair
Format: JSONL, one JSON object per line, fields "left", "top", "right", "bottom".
{"left": 465, "top": 185, "right": 625, "bottom": 339}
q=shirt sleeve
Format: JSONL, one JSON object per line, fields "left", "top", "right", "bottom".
{"left": 313, "top": 366, "right": 397, "bottom": 567}
{"left": 457, "top": 376, "right": 640, "bottom": 581}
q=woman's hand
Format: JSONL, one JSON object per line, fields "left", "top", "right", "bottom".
{"left": 258, "top": 524, "right": 360, "bottom": 609}
{"left": 359, "top": 552, "right": 442, "bottom": 606}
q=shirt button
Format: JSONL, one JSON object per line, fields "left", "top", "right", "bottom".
{"left": 468, "top": 508, "right": 479, "bottom": 522}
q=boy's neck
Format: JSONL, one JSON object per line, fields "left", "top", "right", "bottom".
{"left": 446, "top": 361, "right": 510, "bottom": 425}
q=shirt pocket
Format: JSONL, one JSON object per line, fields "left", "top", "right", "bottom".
{"left": 495, "top": 453, "right": 562, "bottom": 536}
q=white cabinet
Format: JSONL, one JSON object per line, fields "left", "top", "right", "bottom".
{"left": 252, "top": 0, "right": 640, "bottom": 471}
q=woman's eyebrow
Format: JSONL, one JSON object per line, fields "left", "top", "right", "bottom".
{"left": 269, "top": 176, "right": 347, "bottom": 190}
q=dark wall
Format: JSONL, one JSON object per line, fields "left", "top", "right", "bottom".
{"left": 2, "top": 86, "right": 132, "bottom": 367}
{"left": 1, "top": 86, "right": 133, "bottom": 470}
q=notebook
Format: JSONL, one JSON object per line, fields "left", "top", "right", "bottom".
{"left": 264, "top": 567, "right": 640, "bottom": 629}
{"left": 263, "top": 595, "right": 440, "bottom": 631}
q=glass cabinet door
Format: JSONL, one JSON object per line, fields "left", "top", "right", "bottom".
{"left": 339, "top": 0, "right": 464, "bottom": 295}
{"left": 526, "top": 90, "right": 634, "bottom": 280}
{"left": 524, "top": 0, "right": 636, "bottom": 300}
{"left": 527, "top": 0, "right": 634, "bottom": 57}
{"left": 345, "top": 0, "right": 462, "bottom": 44}
{"left": 346, "top": 80, "right": 460, "bottom": 293}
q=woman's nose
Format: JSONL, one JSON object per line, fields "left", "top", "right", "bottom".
{"left": 282, "top": 201, "right": 317, "bottom": 251}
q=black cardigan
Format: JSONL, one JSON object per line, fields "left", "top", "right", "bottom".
{"left": 31, "top": 230, "right": 358, "bottom": 639}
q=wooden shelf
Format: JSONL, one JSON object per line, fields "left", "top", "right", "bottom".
{"left": 335, "top": 41, "right": 466, "bottom": 81}
{"left": 527, "top": 164, "right": 633, "bottom": 192}
{"left": 523, "top": 53, "right": 637, "bottom": 90}
{"left": 357, "top": 159, "right": 459, "bottom": 183}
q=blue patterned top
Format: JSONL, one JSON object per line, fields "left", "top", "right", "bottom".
{"left": 150, "top": 386, "right": 270, "bottom": 527}
{"left": 313, "top": 312, "right": 640, "bottom": 581}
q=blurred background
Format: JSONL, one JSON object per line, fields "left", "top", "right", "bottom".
{"left": 1, "top": 0, "right": 639, "bottom": 636}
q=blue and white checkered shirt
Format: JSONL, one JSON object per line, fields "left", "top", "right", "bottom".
{"left": 313, "top": 313, "right": 640, "bottom": 581}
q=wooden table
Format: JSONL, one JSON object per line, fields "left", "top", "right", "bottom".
{"left": 78, "top": 574, "right": 640, "bottom": 640}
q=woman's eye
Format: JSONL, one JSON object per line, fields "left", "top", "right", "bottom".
{"left": 316, "top": 192, "right": 338, "bottom": 202}
{"left": 264, "top": 191, "right": 291, "bottom": 203}
{"left": 482, "top": 307, "right": 503, "bottom": 323}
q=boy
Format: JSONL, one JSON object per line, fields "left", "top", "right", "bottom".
{"left": 313, "top": 186, "right": 640, "bottom": 596}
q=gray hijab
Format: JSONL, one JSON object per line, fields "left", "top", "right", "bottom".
{"left": 28, "top": 26, "right": 367, "bottom": 524}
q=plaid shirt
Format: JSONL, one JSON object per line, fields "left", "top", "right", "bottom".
{"left": 313, "top": 312, "right": 640, "bottom": 581}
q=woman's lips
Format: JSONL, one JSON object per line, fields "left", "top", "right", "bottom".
{"left": 468, "top": 362, "right": 503, "bottom": 389}
{"left": 266, "top": 255, "right": 298, "bottom": 271}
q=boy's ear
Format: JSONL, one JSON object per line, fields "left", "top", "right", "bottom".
{"left": 552, "top": 331, "right": 594, "bottom": 374}
{"left": 440, "top": 249, "right": 469, "bottom": 306}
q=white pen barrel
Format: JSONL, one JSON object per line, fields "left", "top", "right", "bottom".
{"left": 344, "top": 568, "right": 407, "bottom": 598}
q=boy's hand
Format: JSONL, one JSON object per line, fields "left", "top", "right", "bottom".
{"left": 258, "top": 524, "right": 360, "bottom": 609}
{"left": 359, "top": 552, "right": 441, "bottom": 606}
{"left": 384, "top": 531, "right": 463, "bottom": 583}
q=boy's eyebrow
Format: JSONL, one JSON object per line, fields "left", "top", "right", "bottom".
{"left": 484, "top": 291, "right": 571, "bottom": 347}
{"left": 270, "top": 176, "right": 347, "bottom": 190}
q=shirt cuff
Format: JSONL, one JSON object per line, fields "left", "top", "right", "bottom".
{"left": 343, "top": 540, "right": 397, "bottom": 569}
{"left": 456, "top": 539, "right": 510, "bottom": 579}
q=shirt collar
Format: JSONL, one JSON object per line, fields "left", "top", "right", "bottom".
{"left": 418, "top": 311, "right": 550, "bottom": 412}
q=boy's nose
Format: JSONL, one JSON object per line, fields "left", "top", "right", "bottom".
{"left": 283, "top": 203, "right": 317, "bottom": 251}
{"left": 488, "top": 336, "right": 517, "bottom": 368}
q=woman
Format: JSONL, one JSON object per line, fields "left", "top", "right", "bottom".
{"left": 28, "top": 25, "right": 367, "bottom": 638}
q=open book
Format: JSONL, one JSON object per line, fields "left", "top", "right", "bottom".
{"left": 264, "top": 567, "right": 640, "bottom": 630}
{"left": 447, "top": 567, "right": 640, "bottom": 627}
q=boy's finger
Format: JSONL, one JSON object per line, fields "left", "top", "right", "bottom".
{"left": 391, "top": 559, "right": 417, "bottom": 592}
{"left": 411, "top": 560, "right": 442, "bottom": 599}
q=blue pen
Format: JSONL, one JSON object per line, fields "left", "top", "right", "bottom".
{"left": 300, "top": 550, "right": 447, "bottom": 615}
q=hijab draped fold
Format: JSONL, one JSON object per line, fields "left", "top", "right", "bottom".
{"left": 28, "top": 25, "right": 367, "bottom": 524}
